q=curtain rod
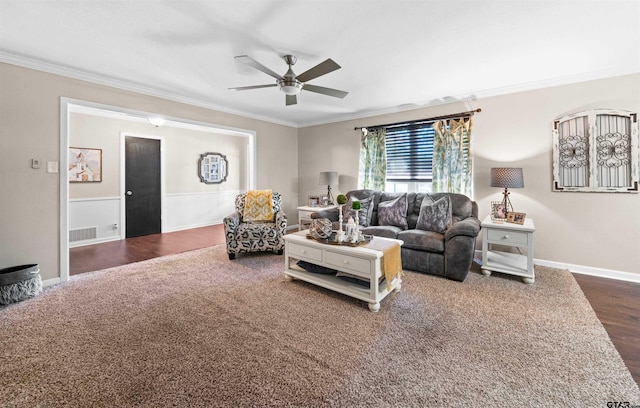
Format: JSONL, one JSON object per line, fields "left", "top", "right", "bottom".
{"left": 353, "top": 108, "right": 481, "bottom": 131}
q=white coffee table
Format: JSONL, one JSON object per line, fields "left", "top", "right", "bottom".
{"left": 284, "top": 231, "right": 402, "bottom": 312}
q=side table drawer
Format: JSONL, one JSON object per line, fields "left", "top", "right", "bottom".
{"left": 287, "top": 243, "right": 323, "bottom": 262}
{"left": 325, "top": 252, "right": 371, "bottom": 278}
{"left": 299, "top": 210, "right": 314, "bottom": 219}
{"left": 487, "top": 229, "right": 528, "bottom": 245}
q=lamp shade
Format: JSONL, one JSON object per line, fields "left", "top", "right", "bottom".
{"left": 319, "top": 171, "right": 338, "bottom": 186}
{"left": 490, "top": 168, "right": 524, "bottom": 188}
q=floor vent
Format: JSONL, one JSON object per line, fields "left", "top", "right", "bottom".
{"left": 69, "top": 227, "right": 97, "bottom": 242}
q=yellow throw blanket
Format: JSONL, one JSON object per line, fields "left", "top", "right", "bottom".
{"left": 243, "top": 189, "right": 274, "bottom": 222}
{"left": 364, "top": 239, "right": 402, "bottom": 291}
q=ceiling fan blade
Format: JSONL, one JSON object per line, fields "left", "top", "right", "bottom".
{"left": 286, "top": 94, "right": 297, "bottom": 106}
{"left": 228, "top": 84, "right": 277, "bottom": 91}
{"left": 296, "top": 59, "right": 341, "bottom": 83}
{"left": 302, "top": 84, "right": 348, "bottom": 99}
{"left": 235, "top": 55, "right": 282, "bottom": 80}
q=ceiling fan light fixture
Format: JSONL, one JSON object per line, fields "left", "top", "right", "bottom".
{"left": 147, "top": 116, "right": 165, "bottom": 127}
{"left": 277, "top": 78, "right": 303, "bottom": 95}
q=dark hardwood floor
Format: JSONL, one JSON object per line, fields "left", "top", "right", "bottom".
{"left": 69, "top": 225, "right": 226, "bottom": 275}
{"left": 572, "top": 273, "right": 640, "bottom": 387}
{"left": 70, "top": 225, "right": 640, "bottom": 387}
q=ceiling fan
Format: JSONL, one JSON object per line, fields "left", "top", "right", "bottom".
{"left": 229, "top": 55, "right": 348, "bottom": 106}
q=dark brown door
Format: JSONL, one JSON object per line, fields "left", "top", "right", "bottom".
{"left": 125, "top": 136, "right": 161, "bottom": 238}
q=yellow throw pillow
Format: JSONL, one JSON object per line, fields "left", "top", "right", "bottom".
{"left": 243, "top": 190, "right": 274, "bottom": 222}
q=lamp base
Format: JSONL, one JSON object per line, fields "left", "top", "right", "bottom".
{"left": 502, "top": 188, "right": 514, "bottom": 214}
{"left": 326, "top": 185, "right": 335, "bottom": 205}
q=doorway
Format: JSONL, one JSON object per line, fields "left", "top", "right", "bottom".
{"left": 61, "top": 99, "right": 256, "bottom": 284}
{"left": 124, "top": 135, "right": 162, "bottom": 238}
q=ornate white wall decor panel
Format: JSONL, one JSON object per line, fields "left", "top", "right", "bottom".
{"left": 552, "top": 109, "right": 638, "bottom": 192}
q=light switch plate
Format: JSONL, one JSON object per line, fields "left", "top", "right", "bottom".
{"left": 47, "top": 161, "right": 59, "bottom": 174}
{"left": 31, "top": 158, "right": 41, "bottom": 169}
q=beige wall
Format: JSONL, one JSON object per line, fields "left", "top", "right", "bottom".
{"left": 298, "top": 73, "right": 640, "bottom": 276}
{"left": 1, "top": 60, "right": 637, "bottom": 280}
{"left": 0, "top": 63, "right": 298, "bottom": 281}
{"left": 69, "top": 113, "right": 249, "bottom": 198}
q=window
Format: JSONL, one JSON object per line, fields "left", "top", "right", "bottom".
{"left": 552, "top": 109, "right": 639, "bottom": 192}
{"left": 384, "top": 123, "right": 435, "bottom": 193}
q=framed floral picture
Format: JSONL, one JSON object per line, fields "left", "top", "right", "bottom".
{"left": 68, "top": 147, "right": 102, "bottom": 182}
{"left": 491, "top": 201, "right": 507, "bottom": 221}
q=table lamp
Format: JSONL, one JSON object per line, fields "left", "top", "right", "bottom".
{"left": 319, "top": 171, "right": 338, "bottom": 205}
{"left": 490, "top": 167, "right": 524, "bottom": 213}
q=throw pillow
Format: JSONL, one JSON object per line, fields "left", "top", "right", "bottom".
{"left": 243, "top": 189, "right": 274, "bottom": 222}
{"left": 416, "top": 195, "right": 452, "bottom": 234}
{"left": 342, "top": 196, "right": 374, "bottom": 227}
{"left": 377, "top": 195, "right": 408, "bottom": 230}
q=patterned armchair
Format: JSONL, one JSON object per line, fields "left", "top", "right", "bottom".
{"left": 223, "top": 191, "right": 287, "bottom": 260}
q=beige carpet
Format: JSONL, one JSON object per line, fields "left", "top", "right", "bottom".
{"left": 1, "top": 245, "right": 638, "bottom": 407}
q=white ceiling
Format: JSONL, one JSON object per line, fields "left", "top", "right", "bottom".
{"left": 1, "top": 0, "right": 638, "bottom": 127}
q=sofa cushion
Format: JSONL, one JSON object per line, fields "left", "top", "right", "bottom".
{"left": 361, "top": 225, "right": 402, "bottom": 239}
{"left": 416, "top": 195, "right": 452, "bottom": 234}
{"left": 236, "top": 223, "right": 279, "bottom": 240}
{"left": 377, "top": 194, "right": 408, "bottom": 230}
{"left": 343, "top": 196, "right": 374, "bottom": 227}
{"left": 397, "top": 229, "right": 445, "bottom": 253}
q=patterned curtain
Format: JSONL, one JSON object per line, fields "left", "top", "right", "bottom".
{"left": 358, "top": 128, "right": 387, "bottom": 190}
{"left": 432, "top": 118, "right": 473, "bottom": 195}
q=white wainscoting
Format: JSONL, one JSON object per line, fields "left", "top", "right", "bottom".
{"left": 69, "top": 191, "right": 239, "bottom": 247}
{"left": 163, "top": 190, "right": 239, "bottom": 232}
{"left": 69, "top": 197, "right": 121, "bottom": 247}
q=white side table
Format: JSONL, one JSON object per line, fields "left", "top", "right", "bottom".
{"left": 297, "top": 205, "right": 337, "bottom": 230}
{"left": 481, "top": 215, "right": 535, "bottom": 284}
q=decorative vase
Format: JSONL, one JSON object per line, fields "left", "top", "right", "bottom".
{"left": 309, "top": 218, "right": 333, "bottom": 240}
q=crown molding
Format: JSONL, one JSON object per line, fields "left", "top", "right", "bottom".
{"left": 2, "top": 51, "right": 638, "bottom": 129}
{"left": 297, "top": 67, "right": 640, "bottom": 128}
{"left": 0, "top": 51, "right": 298, "bottom": 128}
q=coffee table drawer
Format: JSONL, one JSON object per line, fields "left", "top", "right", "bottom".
{"left": 287, "top": 242, "right": 323, "bottom": 262}
{"left": 325, "top": 252, "right": 371, "bottom": 277}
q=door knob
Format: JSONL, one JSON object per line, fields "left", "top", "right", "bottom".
{"left": 126, "top": 190, "right": 133, "bottom": 196}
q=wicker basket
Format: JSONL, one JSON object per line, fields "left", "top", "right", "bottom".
{"left": 0, "top": 264, "right": 42, "bottom": 305}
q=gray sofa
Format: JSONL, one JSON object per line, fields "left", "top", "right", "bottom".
{"left": 311, "top": 190, "right": 481, "bottom": 282}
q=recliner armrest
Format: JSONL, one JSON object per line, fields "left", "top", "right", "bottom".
{"left": 444, "top": 217, "right": 481, "bottom": 241}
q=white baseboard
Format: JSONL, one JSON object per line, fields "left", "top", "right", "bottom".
{"left": 534, "top": 259, "right": 640, "bottom": 283}
{"left": 42, "top": 277, "right": 61, "bottom": 288}
{"left": 69, "top": 235, "right": 121, "bottom": 248}
{"left": 474, "top": 250, "right": 640, "bottom": 283}
{"left": 163, "top": 220, "right": 223, "bottom": 233}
